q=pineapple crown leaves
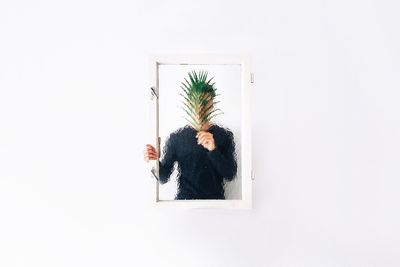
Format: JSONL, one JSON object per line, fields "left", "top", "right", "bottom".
{"left": 179, "top": 70, "right": 223, "bottom": 131}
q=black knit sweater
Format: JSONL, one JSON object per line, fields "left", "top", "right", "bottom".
{"left": 159, "top": 124, "right": 237, "bottom": 200}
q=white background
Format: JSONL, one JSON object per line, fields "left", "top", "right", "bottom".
{"left": 158, "top": 64, "right": 242, "bottom": 200}
{"left": 1, "top": 0, "right": 400, "bottom": 266}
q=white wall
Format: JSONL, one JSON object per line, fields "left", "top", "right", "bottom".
{"left": 1, "top": 0, "right": 399, "bottom": 266}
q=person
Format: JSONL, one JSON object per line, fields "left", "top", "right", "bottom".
{"left": 144, "top": 121, "right": 237, "bottom": 200}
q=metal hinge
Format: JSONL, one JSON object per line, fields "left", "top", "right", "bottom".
{"left": 150, "top": 86, "right": 158, "bottom": 100}
{"left": 251, "top": 73, "right": 254, "bottom": 83}
{"left": 251, "top": 169, "right": 255, "bottom": 180}
{"left": 151, "top": 167, "right": 159, "bottom": 180}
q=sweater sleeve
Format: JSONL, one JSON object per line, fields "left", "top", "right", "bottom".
{"left": 207, "top": 129, "right": 237, "bottom": 181}
{"left": 158, "top": 133, "right": 177, "bottom": 184}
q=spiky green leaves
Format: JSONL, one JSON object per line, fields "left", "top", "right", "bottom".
{"left": 180, "top": 70, "right": 222, "bottom": 131}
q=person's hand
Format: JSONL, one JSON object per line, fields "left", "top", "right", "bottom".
{"left": 144, "top": 144, "right": 159, "bottom": 162}
{"left": 196, "top": 131, "right": 216, "bottom": 151}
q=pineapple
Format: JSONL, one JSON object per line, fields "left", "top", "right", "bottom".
{"left": 179, "top": 70, "right": 222, "bottom": 131}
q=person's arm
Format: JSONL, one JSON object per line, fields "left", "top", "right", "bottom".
{"left": 206, "top": 130, "right": 237, "bottom": 181}
{"left": 158, "top": 133, "right": 177, "bottom": 184}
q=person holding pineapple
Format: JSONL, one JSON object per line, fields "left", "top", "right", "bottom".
{"left": 144, "top": 70, "right": 237, "bottom": 200}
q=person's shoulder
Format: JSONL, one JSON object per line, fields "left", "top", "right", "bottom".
{"left": 212, "top": 124, "right": 233, "bottom": 133}
{"left": 211, "top": 124, "right": 234, "bottom": 141}
{"left": 168, "top": 125, "right": 193, "bottom": 138}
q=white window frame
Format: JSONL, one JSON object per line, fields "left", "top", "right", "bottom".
{"left": 148, "top": 54, "right": 253, "bottom": 209}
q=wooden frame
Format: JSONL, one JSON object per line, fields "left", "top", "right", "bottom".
{"left": 148, "top": 54, "right": 253, "bottom": 209}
